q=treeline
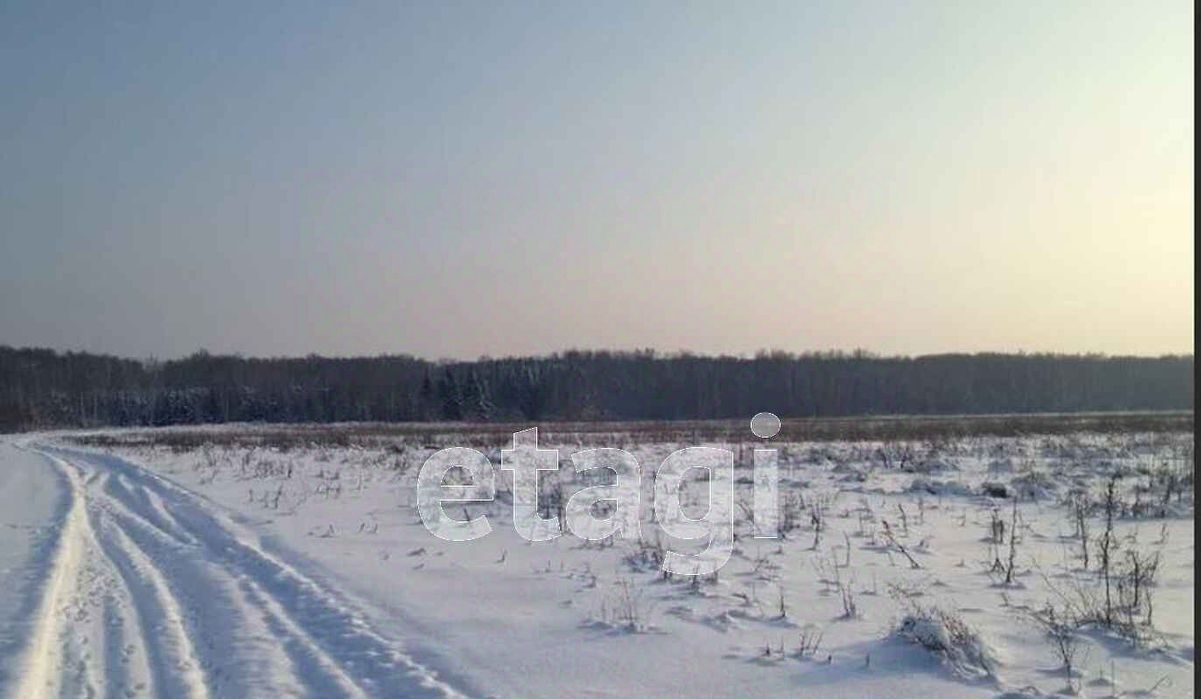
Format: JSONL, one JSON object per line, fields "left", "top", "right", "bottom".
{"left": 0, "top": 346, "right": 1192, "bottom": 431}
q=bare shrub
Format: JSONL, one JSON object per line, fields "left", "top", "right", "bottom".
{"left": 599, "top": 578, "right": 652, "bottom": 632}
{"left": 1003, "top": 498, "right": 1021, "bottom": 585}
{"left": 893, "top": 602, "right": 997, "bottom": 678}
{"left": 796, "top": 624, "right": 824, "bottom": 659}
{"left": 1097, "top": 474, "right": 1120, "bottom": 626}
{"left": 881, "top": 519, "right": 922, "bottom": 569}
{"left": 1027, "top": 603, "right": 1087, "bottom": 694}
{"left": 838, "top": 578, "right": 859, "bottom": 619}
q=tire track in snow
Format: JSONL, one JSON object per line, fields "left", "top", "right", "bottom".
{"left": 10, "top": 453, "right": 88, "bottom": 699}
{"left": 7, "top": 446, "right": 469, "bottom": 699}
{"left": 92, "top": 517, "right": 212, "bottom": 699}
{"left": 101, "top": 472, "right": 198, "bottom": 547}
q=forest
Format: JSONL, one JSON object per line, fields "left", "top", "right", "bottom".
{"left": 0, "top": 346, "right": 1192, "bottom": 431}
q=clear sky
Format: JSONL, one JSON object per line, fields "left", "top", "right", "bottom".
{"left": 0, "top": 1, "right": 1193, "bottom": 359}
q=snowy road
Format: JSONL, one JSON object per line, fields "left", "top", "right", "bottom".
{"left": 0, "top": 440, "right": 468, "bottom": 699}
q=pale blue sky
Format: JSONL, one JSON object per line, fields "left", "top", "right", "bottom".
{"left": 1, "top": 1, "right": 1193, "bottom": 359}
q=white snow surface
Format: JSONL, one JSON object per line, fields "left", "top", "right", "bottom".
{"left": 0, "top": 427, "right": 1194, "bottom": 698}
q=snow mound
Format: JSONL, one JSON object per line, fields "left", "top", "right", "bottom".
{"left": 1010, "top": 470, "right": 1059, "bottom": 500}
{"left": 908, "top": 477, "right": 973, "bottom": 496}
{"left": 894, "top": 604, "right": 998, "bottom": 679}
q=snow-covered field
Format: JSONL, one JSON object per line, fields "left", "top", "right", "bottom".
{"left": 0, "top": 423, "right": 1194, "bottom": 698}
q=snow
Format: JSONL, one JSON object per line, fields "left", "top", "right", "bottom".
{"left": 0, "top": 437, "right": 469, "bottom": 699}
{"left": 0, "top": 427, "right": 1194, "bottom": 698}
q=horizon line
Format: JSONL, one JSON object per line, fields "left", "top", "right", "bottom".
{"left": 3, "top": 344, "right": 1194, "bottom": 365}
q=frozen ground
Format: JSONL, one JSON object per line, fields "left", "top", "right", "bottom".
{"left": 0, "top": 424, "right": 1194, "bottom": 698}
